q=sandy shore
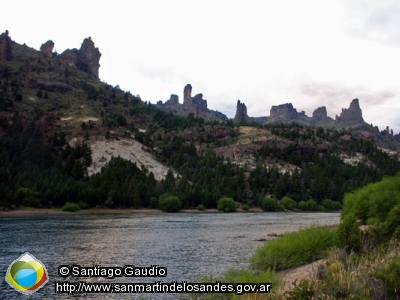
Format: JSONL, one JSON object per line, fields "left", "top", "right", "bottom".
{"left": 0, "top": 207, "right": 264, "bottom": 217}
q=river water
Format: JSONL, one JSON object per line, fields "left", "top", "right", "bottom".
{"left": 0, "top": 212, "right": 340, "bottom": 299}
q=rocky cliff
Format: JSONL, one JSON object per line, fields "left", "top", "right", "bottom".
{"left": 40, "top": 40, "right": 54, "bottom": 58}
{"left": 311, "top": 106, "right": 334, "bottom": 126}
{"left": 233, "top": 100, "right": 249, "bottom": 123}
{"left": 335, "top": 98, "right": 364, "bottom": 125}
{"left": 269, "top": 103, "right": 299, "bottom": 124}
{"left": 156, "top": 84, "right": 227, "bottom": 121}
{"left": 58, "top": 37, "right": 101, "bottom": 78}
{"left": 0, "top": 30, "right": 12, "bottom": 61}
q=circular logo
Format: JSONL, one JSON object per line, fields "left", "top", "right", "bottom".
{"left": 5, "top": 252, "right": 49, "bottom": 295}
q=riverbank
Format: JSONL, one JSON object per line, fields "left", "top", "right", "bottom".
{"left": 0, "top": 206, "right": 267, "bottom": 217}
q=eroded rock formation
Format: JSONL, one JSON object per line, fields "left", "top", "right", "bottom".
{"left": 58, "top": 37, "right": 101, "bottom": 78}
{"left": 40, "top": 40, "right": 54, "bottom": 58}
{"left": 183, "top": 84, "right": 192, "bottom": 104}
{"left": 269, "top": 103, "right": 298, "bottom": 124}
{"left": 234, "top": 100, "right": 250, "bottom": 123}
{"left": 156, "top": 84, "right": 227, "bottom": 121}
{"left": 0, "top": 30, "right": 12, "bottom": 60}
{"left": 335, "top": 99, "right": 364, "bottom": 125}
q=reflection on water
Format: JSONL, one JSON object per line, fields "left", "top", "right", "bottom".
{"left": 0, "top": 212, "right": 339, "bottom": 299}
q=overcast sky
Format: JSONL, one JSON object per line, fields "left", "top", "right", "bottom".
{"left": 3, "top": 0, "right": 400, "bottom": 132}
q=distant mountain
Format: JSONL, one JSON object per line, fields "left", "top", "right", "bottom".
{"left": 233, "top": 99, "right": 400, "bottom": 151}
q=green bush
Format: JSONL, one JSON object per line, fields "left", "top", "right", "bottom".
{"left": 386, "top": 204, "right": 400, "bottom": 235}
{"left": 280, "top": 196, "right": 296, "bottom": 210}
{"left": 306, "top": 199, "right": 317, "bottom": 211}
{"left": 77, "top": 201, "right": 89, "bottom": 209}
{"left": 217, "top": 197, "right": 236, "bottom": 212}
{"left": 298, "top": 200, "right": 308, "bottom": 211}
{"left": 343, "top": 173, "right": 400, "bottom": 223}
{"left": 250, "top": 226, "right": 335, "bottom": 270}
{"left": 158, "top": 194, "right": 181, "bottom": 212}
{"left": 321, "top": 199, "right": 341, "bottom": 211}
{"left": 62, "top": 202, "right": 81, "bottom": 212}
{"left": 197, "top": 204, "right": 205, "bottom": 211}
{"left": 260, "top": 197, "right": 281, "bottom": 212}
{"left": 336, "top": 214, "right": 362, "bottom": 253}
{"left": 375, "top": 260, "right": 400, "bottom": 300}
{"left": 241, "top": 204, "right": 249, "bottom": 211}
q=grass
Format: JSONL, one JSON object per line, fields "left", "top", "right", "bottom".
{"left": 302, "top": 240, "right": 400, "bottom": 299}
{"left": 250, "top": 225, "right": 336, "bottom": 271}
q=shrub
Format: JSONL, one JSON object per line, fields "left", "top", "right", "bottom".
{"left": 375, "top": 260, "right": 400, "bottom": 300}
{"left": 321, "top": 198, "right": 341, "bottom": 211}
{"left": 217, "top": 197, "right": 236, "bottom": 212}
{"left": 158, "top": 194, "right": 181, "bottom": 212}
{"left": 250, "top": 226, "right": 335, "bottom": 270}
{"left": 241, "top": 204, "right": 249, "bottom": 211}
{"left": 260, "top": 197, "right": 281, "bottom": 212}
{"left": 386, "top": 204, "right": 400, "bottom": 236}
{"left": 281, "top": 197, "right": 296, "bottom": 210}
{"left": 77, "top": 201, "right": 89, "bottom": 209}
{"left": 197, "top": 204, "right": 205, "bottom": 211}
{"left": 336, "top": 214, "right": 362, "bottom": 253}
{"left": 284, "top": 280, "right": 315, "bottom": 299}
{"left": 298, "top": 200, "right": 308, "bottom": 211}
{"left": 62, "top": 202, "right": 81, "bottom": 212}
{"left": 342, "top": 173, "right": 400, "bottom": 223}
{"left": 306, "top": 199, "right": 317, "bottom": 211}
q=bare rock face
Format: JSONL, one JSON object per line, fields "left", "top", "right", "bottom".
{"left": 192, "top": 93, "right": 207, "bottom": 111}
{"left": 335, "top": 99, "right": 364, "bottom": 125}
{"left": 0, "top": 30, "right": 12, "bottom": 60}
{"left": 58, "top": 37, "right": 101, "bottom": 78}
{"left": 312, "top": 106, "right": 327, "bottom": 120}
{"left": 58, "top": 48, "right": 79, "bottom": 67}
{"left": 269, "top": 103, "right": 298, "bottom": 124}
{"left": 77, "top": 37, "right": 101, "bottom": 78}
{"left": 234, "top": 100, "right": 250, "bottom": 123}
{"left": 310, "top": 106, "right": 327, "bottom": 123}
{"left": 166, "top": 94, "right": 179, "bottom": 105}
{"left": 40, "top": 40, "right": 54, "bottom": 58}
{"left": 183, "top": 84, "right": 192, "bottom": 104}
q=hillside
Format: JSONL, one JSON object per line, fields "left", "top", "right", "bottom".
{"left": 1, "top": 31, "right": 399, "bottom": 211}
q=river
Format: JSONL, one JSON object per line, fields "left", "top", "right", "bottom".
{"left": 0, "top": 212, "right": 340, "bottom": 299}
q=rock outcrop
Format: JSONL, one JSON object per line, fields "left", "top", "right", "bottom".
{"left": 166, "top": 94, "right": 179, "bottom": 105}
{"left": 311, "top": 106, "right": 334, "bottom": 126}
{"left": 233, "top": 100, "right": 250, "bottom": 123}
{"left": 156, "top": 84, "right": 227, "bottom": 121}
{"left": 58, "top": 37, "right": 101, "bottom": 78}
{"left": 335, "top": 99, "right": 364, "bottom": 125}
{"left": 269, "top": 103, "right": 298, "bottom": 124}
{"left": 40, "top": 40, "right": 54, "bottom": 58}
{"left": 0, "top": 30, "right": 12, "bottom": 60}
{"left": 77, "top": 37, "right": 101, "bottom": 78}
{"left": 183, "top": 84, "right": 192, "bottom": 104}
